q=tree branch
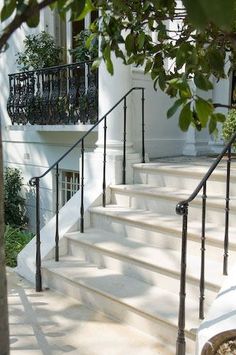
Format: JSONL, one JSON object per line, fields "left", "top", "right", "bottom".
{"left": 213, "top": 103, "right": 234, "bottom": 109}
{"left": 0, "top": 0, "right": 56, "bottom": 52}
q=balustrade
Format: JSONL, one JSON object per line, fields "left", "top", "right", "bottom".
{"left": 7, "top": 61, "right": 98, "bottom": 125}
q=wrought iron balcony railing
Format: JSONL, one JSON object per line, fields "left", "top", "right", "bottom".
{"left": 7, "top": 61, "right": 98, "bottom": 125}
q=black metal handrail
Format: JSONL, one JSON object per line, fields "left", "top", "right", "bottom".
{"left": 7, "top": 60, "right": 98, "bottom": 125}
{"left": 29, "top": 87, "right": 145, "bottom": 292}
{"left": 175, "top": 130, "right": 236, "bottom": 355}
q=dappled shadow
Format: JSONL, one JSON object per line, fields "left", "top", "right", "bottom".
{"left": 8, "top": 270, "right": 163, "bottom": 355}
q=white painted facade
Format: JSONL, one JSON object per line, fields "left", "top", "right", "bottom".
{"left": 0, "top": 6, "right": 232, "bottom": 233}
{"left": 2, "top": 6, "right": 236, "bottom": 354}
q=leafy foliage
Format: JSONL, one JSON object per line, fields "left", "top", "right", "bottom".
{"left": 70, "top": 29, "right": 98, "bottom": 62}
{"left": 1, "top": 0, "right": 236, "bottom": 132}
{"left": 16, "top": 31, "right": 63, "bottom": 70}
{"left": 83, "top": 0, "right": 236, "bottom": 133}
{"left": 4, "top": 225, "right": 33, "bottom": 267}
{"left": 4, "top": 167, "right": 28, "bottom": 228}
{"left": 222, "top": 109, "right": 236, "bottom": 146}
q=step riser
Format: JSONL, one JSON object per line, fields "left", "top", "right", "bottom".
{"left": 67, "top": 239, "right": 218, "bottom": 298}
{"left": 134, "top": 170, "right": 236, "bottom": 196}
{"left": 111, "top": 191, "right": 236, "bottom": 227}
{"left": 42, "top": 268, "right": 195, "bottom": 353}
{"left": 90, "top": 211, "right": 236, "bottom": 263}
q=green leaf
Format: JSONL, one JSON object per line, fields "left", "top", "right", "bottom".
{"left": 182, "top": 0, "right": 208, "bottom": 28}
{"left": 158, "top": 71, "right": 166, "bottom": 91}
{"left": 103, "top": 46, "right": 114, "bottom": 75}
{"left": 211, "top": 112, "right": 226, "bottom": 123}
{"left": 179, "top": 85, "right": 192, "bottom": 99}
{"left": 167, "top": 99, "right": 184, "bottom": 119}
{"left": 195, "top": 97, "right": 213, "bottom": 128}
{"left": 125, "top": 33, "right": 135, "bottom": 55}
{"left": 144, "top": 59, "right": 152, "bottom": 74}
{"left": 69, "top": 0, "right": 85, "bottom": 20}
{"left": 1, "top": 0, "right": 16, "bottom": 21}
{"left": 92, "top": 57, "right": 102, "bottom": 70}
{"left": 179, "top": 102, "right": 193, "bottom": 131}
{"left": 207, "top": 48, "right": 224, "bottom": 73}
{"left": 75, "top": 0, "right": 95, "bottom": 21}
{"left": 26, "top": 11, "right": 40, "bottom": 28}
{"left": 183, "top": 0, "right": 234, "bottom": 30}
{"left": 137, "top": 32, "right": 145, "bottom": 50}
{"left": 194, "top": 72, "right": 213, "bottom": 91}
{"left": 168, "top": 78, "right": 191, "bottom": 98}
{"left": 176, "top": 43, "right": 193, "bottom": 70}
{"left": 209, "top": 116, "right": 217, "bottom": 134}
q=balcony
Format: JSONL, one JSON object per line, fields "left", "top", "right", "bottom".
{"left": 7, "top": 61, "right": 98, "bottom": 126}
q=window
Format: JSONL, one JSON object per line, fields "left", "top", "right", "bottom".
{"left": 60, "top": 170, "right": 80, "bottom": 207}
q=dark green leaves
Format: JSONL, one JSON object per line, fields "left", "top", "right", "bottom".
{"left": 75, "top": 0, "right": 94, "bottom": 21}
{"left": 182, "top": 0, "right": 235, "bottom": 30}
{"left": 207, "top": 48, "right": 225, "bottom": 75}
{"left": 167, "top": 99, "right": 185, "bottom": 119}
{"left": 1, "top": 0, "right": 16, "bottom": 21}
{"left": 179, "top": 103, "right": 193, "bottom": 131}
{"left": 1, "top": 0, "right": 234, "bottom": 136}
{"left": 194, "top": 73, "right": 213, "bottom": 91}
{"left": 195, "top": 97, "right": 213, "bottom": 128}
{"left": 137, "top": 32, "right": 145, "bottom": 50}
{"left": 125, "top": 33, "right": 135, "bottom": 56}
{"left": 103, "top": 46, "right": 114, "bottom": 75}
{"left": 26, "top": 11, "right": 39, "bottom": 28}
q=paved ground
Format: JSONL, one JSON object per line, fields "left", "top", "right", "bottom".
{"left": 7, "top": 268, "right": 172, "bottom": 355}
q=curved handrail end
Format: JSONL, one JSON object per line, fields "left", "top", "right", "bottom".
{"left": 176, "top": 201, "right": 188, "bottom": 216}
{"left": 29, "top": 177, "right": 37, "bottom": 187}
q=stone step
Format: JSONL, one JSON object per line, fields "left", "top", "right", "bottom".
{"left": 42, "top": 255, "right": 197, "bottom": 353}
{"left": 133, "top": 162, "right": 236, "bottom": 195}
{"left": 110, "top": 184, "right": 236, "bottom": 226}
{"left": 89, "top": 205, "right": 236, "bottom": 263}
{"left": 9, "top": 269, "right": 168, "bottom": 355}
{"left": 65, "top": 228, "right": 223, "bottom": 295}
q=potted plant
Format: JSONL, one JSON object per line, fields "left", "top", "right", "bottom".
{"left": 16, "top": 31, "right": 63, "bottom": 70}
{"left": 70, "top": 29, "right": 98, "bottom": 62}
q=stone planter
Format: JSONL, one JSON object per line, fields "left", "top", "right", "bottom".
{"left": 201, "top": 329, "right": 236, "bottom": 354}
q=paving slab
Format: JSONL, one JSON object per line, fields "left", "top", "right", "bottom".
{"left": 7, "top": 268, "right": 173, "bottom": 355}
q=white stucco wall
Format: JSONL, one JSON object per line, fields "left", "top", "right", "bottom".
{"left": 0, "top": 5, "right": 234, "bottom": 232}
{"left": 132, "top": 68, "right": 187, "bottom": 158}
{"left": 0, "top": 9, "right": 97, "bottom": 231}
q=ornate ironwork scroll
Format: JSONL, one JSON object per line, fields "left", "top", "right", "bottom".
{"left": 7, "top": 61, "right": 98, "bottom": 125}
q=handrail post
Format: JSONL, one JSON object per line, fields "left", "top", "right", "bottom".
{"left": 55, "top": 164, "right": 59, "bottom": 261}
{"left": 223, "top": 146, "right": 231, "bottom": 275}
{"left": 141, "top": 88, "right": 145, "bottom": 163}
{"left": 35, "top": 177, "right": 42, "bottom": 292}
{"left": 176, "top": 202, "right": 188, "bottom": 355}
{"left": 199, "top": 182, "right": 207, "bottom": 319}
{"left": 80, "top": 139, "right": 85, "bottom": 233}
{"left": 102, "top": 116, "right": 107, "bottom": 207}
{"left": 122, "top": 97, "right": 127, "bottom": 185}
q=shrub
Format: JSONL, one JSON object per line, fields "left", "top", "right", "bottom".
{"left": 222, "top": 109, "right": 236, "bottom": 148}
{"left": 4, "top": 225, "right": 33, "bottom": 267}
{"left": 16, "top": 31, "right": 63, "bottom": 70}
{"left": 4, "top": 167, "right": 28, "bottom": 228}
{"left": 70, "top": 29, "right": 98, "bottom": 62}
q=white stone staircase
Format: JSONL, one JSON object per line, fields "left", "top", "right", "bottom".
{"left": 41, "top": 160, "right": 236, "bottom": 354}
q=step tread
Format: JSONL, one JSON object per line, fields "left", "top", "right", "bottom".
{"left": 133, "top": 162, "right": 236, "bottom": 181}
{"left": 110, "top": 184, "right": 236, "bottom": 209}
{"left": 42, "top": 255, "right": 200, "bottom": 333}
{"left": 90, "top": 205, "right": 236, "bottom": 249}
{"left": 65, "top": 228, "right": 225, "bottom": 290}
